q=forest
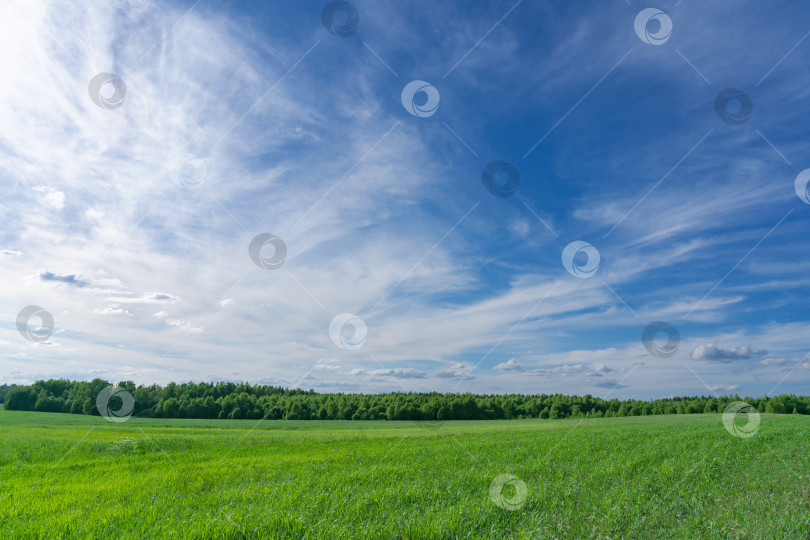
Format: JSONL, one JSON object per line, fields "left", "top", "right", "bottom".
{"left": 2, "top": 379, "right": 808, "bottom": 420}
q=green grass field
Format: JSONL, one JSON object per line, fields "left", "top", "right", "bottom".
{"left": 1, "top": 409, "right": 808, "bottom": 539}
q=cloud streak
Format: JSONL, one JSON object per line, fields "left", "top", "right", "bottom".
{"left": 0, "top": 0, "right": 807, "bottom": 400}
{"left": 691, "top": 344, "right": 767, "bottom": 363}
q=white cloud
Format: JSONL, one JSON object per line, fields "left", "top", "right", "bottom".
{"left": 508, "top": 217, "right": 530, "bottom": 238}
{"left": 757, "top": 357, "right": 810, "bottom": 370}
{"left": 691, "top": 344, "right": 766, "bottom": 363}
{"left": 314, "top": 363, "right": 340, "bottom": 371}
{"left": 358, "top": 368, "right": 427, "bottom": 379}
{"left": 0, "top": 0, "right": 805, "bottom": 398}
{"left": 758, "top": 357, "right": 796, "bottom": 367}
{"left": 93, "top": 306, "right": 131, "bottom": 316}
{"left": 433, "top": 363, "right": 474, "bottom": 380}
{"left": 106, "top": 293, "right": 180, "bottom": 304}
{"left": 32, "top": 185, "right": 65, "bottom": 209}
{"left": 165, "top": 318, "right": 203, "bottom": 333}
{"left": 527, "top": 364, "right": 591, "bottom": 377}
{"left": 707, "top": 385, "right": 740, "bottom": 392}
{"left": 493, "top": 358, "right": 522, "bottom": 371}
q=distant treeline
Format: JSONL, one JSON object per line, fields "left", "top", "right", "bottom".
{"left": 0, "top": 384, "right": 19, "bottom": 404}
{"left": 3, "top": 379, "right": 810, "bottom": 420}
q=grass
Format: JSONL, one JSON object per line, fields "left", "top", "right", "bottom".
{"left": 0, "top": 409, "right": 808, "bottom": 539}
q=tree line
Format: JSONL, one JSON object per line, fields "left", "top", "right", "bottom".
{"left": 2, "top": 379, "right": 809, "bottom": 420}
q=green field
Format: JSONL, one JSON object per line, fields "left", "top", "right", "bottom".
{"left": 1, "top": 409, "right": 808, "bottom": 538}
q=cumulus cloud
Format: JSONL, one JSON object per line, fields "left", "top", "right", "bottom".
{"left": 591, "top": 364, "right": 613, "bottom": 375}
{"left": 32, "top": 185, "right": 64, "bottom": 209}
{"left": 493, "top": 358, "right": 523, "bottom": 371}
{"left": 1, "top": 249, "right": 23, "bottom": 257}
{"left": 691, "top": 344, "right": 766, "bottom": 363}
{"left": 432, "top": 363, "right": 474, "bottom": 380}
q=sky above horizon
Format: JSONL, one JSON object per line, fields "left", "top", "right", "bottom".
{"left": 1, "top": 0, "right": 809, "bottom": 398}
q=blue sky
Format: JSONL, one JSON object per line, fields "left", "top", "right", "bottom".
{"left": 1, "top": 0, "right": 809, "bottom": 398}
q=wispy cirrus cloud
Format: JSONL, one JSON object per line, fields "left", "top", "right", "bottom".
{"left": 105, "top": 293, "right": 180, "bottom": 304}
{"left": 0, "top": 0, "right": 807, "bottom": 400}
{"left": 351, "top": 368, "right": 427, "bottom": 379}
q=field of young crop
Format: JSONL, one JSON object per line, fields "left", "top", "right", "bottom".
{"left": 1, "top": 409, "right": 808, "bottom": 538}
